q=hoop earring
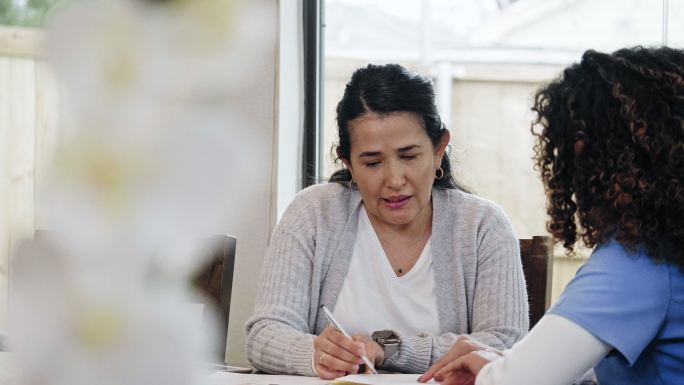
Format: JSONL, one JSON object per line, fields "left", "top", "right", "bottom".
{"left": 435, "top": 167, "right": 444, "bottom": 180}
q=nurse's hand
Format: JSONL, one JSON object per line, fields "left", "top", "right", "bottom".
{"left": 428, "top": 350, "right": 501, "bottom": 385}
{"left": 418, "top": 335, "right": 501, "bottom": 383}
{"left": 313, "top": 326, "right": 365, "bottom": 379}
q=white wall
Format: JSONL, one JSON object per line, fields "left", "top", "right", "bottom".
{"left": 223, "top": 0, "right": 280, "bottom": 365}
{"left": 276, "top": 0, "right": 304, "bottom": 221}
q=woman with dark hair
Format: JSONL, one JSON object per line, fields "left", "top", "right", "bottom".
{"left": 419, "top": 46, "right": 684, "bottom": 385}
{"left": 246, "top": 63, "right": 527, "bottom": 379}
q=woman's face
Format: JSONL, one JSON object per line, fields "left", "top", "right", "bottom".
{"left": 343, "top": 112, "right": 449, "bottom": 230}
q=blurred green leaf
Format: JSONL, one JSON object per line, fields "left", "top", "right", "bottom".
{"left": 0, "top": 0, "right": 76, "bottom": 28}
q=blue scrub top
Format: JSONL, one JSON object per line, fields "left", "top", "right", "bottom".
{"left": 549, "top": 239, "right": 684, "bottom": 385}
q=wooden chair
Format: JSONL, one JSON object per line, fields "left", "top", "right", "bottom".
{"left": 519, "top": 236, "right": 554, "bottom": 329}
{"left": 192, "top": 234, "right": 237, "bottom": 363}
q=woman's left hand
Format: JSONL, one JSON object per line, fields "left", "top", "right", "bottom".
{"left": 418, "top": 335, "right": 501, "bottom": 383}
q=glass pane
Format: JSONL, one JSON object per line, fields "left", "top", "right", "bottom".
{"left": 668, "top": 0, "right": 684, "bottom": 47}
{"left": 323, "top": 0, "right": 669, "bottom": 234}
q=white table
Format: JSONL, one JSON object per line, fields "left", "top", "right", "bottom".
{"left": 206, "top": 372, "right": 429, "bottom": 385}
{"left": 0, "top": 356, "right": 430, "bottom": 385}
{"left": 207, "top": 372, "right": 329, "bottom": 385}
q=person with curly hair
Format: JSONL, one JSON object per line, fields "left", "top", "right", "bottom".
{"left": 419, "top": 46, "right": 684, "bottom": 385}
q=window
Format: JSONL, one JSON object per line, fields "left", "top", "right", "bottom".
{"left": 319, "top": 0, "right": 680, "bottom": 300}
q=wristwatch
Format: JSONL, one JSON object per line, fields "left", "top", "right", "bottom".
{"left": 371, "top": 330, "right": 400, "bottom": 363}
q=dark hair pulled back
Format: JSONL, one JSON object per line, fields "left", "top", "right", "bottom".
{"left": 329, "top": 63, "right": 459, "bottom": 189}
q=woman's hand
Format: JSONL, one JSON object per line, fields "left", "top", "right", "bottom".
{"left": 430, "top": 350, "right": 501, "bottom": 385}
{"left": 351, "top": 334, "right": 384, "bottom": 373}
{"left": 418, "top": 335, "right": 501, "bottom": 383}
{"left": 313, "top": 327, "right": 366, "bottom": 379}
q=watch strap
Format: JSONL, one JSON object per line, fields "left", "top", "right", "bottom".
{"left": 382, "top": 340, "right": 398, "bottom": 359}
{"left": 372, "top": 330, "right": 400, "bottom": 362}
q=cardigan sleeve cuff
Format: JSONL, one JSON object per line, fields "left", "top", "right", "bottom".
{"left": 467, "top": 331, "right": 508, "bottom": 350}
{"left": 311, "top": 349, "right": 318, "bottom": 377}
{"left": 287, "top": 333, "right": 318, "bottom": 376}
{"left": 383, "top": 331, "right": 433, "bottom": 373}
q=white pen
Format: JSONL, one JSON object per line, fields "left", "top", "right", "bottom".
{"left": 320, "top": 305, "right": 378, "bottom": 375}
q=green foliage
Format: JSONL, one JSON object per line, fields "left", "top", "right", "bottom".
{"left": 0, "top": 0, "right": 75, "bottom": 28}
{"left": 0, "top": 0, "right": 20, "bottom": 26}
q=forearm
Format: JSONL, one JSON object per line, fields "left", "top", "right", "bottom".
{"left": 244, "top": 223, "right": 318, "bottom": 376}
{"left": 467, "top": 331, "right": 512, "bottom": 350}
{"left": 476, "top": 314, "right": 610, "bottom": 385}
{"left": 382, "top": 332, "right": 454, "bottom": 373}
{"left": 472, "top": 218, "right": 530, "bottom": 349}
{"left": 245, "top": 318, "right": 316, "bottom": 376}
{"left": 383, "top": 326, "right": 520, "bottom": 374}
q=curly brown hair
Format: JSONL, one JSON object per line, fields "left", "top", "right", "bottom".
{"left": 532, "top": 46, "right": 684, "bottom": 270}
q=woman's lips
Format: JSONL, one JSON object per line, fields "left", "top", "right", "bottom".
{"left": 383, "top": 195, "right": 410, "bottom": 209}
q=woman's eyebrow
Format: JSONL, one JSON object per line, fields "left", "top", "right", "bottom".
{"left": 358, "top": 151, "right": 381, "bottom": 158}
{"left": 358, "top": 145, "right": 421, "bottom": 158}
{"left": 397, "top": 144, "right": 420, "bottom": 152}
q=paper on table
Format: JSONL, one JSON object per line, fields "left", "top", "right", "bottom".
{"left": 202, "top": 362, "right": 253, "bottom": 373}
{"left": 205, "top": 371, "right": 434, "bottom": 385}
{"left": 332, "top": 373, "right": 433, "bottom": 385}
{"left": 206, "top": 371, "right": 329, "bottom": 385}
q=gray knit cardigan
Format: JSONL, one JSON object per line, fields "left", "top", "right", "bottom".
{"left": 245, "top": 182, "right": 528, "bottom": 376}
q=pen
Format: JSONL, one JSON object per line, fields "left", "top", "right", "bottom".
{"left": 320, "top": 305, "right": 378, "bottom": 375}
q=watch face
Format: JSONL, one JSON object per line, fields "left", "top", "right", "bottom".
{"left": 380, "top": 336, "right": 400, "bottom": 344}
{"left": 374, "top": 330, "right": 394, "bottom": 339}
{"left": 373, "top": 330, "right": 399, "bottom": 344}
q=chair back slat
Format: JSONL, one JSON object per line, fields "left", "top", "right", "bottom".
{"left": 519, "top": 236, "right": 554, "bottom": 329}
{"left": 193, "top": 234, "right": 236, "bottom": 363}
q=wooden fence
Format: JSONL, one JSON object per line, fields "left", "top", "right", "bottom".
{"left": 0, "top": 26, "right": 61, "bottom": 329}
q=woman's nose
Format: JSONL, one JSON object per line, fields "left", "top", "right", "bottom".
{"left": 384, "top": 162, "right": 406, "bottom": 189}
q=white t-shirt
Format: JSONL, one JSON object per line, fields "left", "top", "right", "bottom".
{"left": 332, "top": 206, "right": 441, "bottom": 338}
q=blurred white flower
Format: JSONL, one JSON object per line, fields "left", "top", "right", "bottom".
{"left": 34, "top": 0, "right": 273, "bottom": 275}
{"left": 9, "top": 0, "right": 274, "bottom": 384}
{"left": 10, "top": 238, "right": 217, "bottom": 385}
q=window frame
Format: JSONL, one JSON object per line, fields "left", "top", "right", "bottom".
{"left": 302, "top": 0, "right": 324, "bottom": 188}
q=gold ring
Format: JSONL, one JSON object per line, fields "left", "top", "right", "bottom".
{"left": 319, "top": 352, "right": 328, "bottom": 364}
